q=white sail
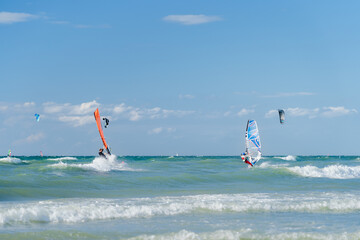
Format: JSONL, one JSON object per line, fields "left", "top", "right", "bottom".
{"left": 245, "top": 120, "right": 262, "bottom": 165}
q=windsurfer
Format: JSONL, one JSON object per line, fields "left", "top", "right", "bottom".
{"left": 99, "top": 148, "right": 107, "bottom": 159}
{"left": 241, "top": 152, "right": 253, "bottom": 166}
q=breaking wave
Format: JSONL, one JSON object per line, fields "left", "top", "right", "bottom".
{"left": 275, "top": 155, "right": 296, "bottom": 161}
{"left": 48, "top": 155, "right": 138, "bottom": 172}
{"left": 1, "top": 192, "right": 360, "bottom": 225}
{"left": 0, "top": 157, "right": 21, "bottom": 164}
{"left": 127, "top": 229, "right": 360, "bottom": 240}
{"left": 47, "top": 157, "right": 77, "bottom": 161}
{"left": 287, "top": 165, "right": 360, "bottom": 179}
{"left": 258, "top": 162, "right": 289, "bottom": 168}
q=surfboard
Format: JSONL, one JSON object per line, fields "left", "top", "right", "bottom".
{"left": 94, "top": 108, "right": 111, "bottom": 155}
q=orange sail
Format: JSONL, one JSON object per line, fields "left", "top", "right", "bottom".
{"left": 94, "top": 108, "right": 111, "bottom": 154}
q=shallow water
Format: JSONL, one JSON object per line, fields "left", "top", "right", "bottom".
{"left": 0, "top": 155, "right": 359, "bottom": 239}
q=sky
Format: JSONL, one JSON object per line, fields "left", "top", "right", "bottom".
{"left": 1, "top": 0, "right": 360, "bottom": 156}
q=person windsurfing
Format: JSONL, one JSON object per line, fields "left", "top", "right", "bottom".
{"left": 241, "top": 152, "right": 253, "bottom": 167}
{"left": 98, "top": 148, "right": 107, "bottom": 159}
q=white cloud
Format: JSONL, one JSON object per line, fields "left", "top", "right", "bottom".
{"left": 25, "top": 133, "right": 44, "bottom": 142}
{"left": 112, "top": 103, "right": 194, "bottom": 121}
{"left": 69, "top": 100, "right": 99, "bottom": 115}
{"left": 0, "top": 12, "right": 38, "bottom": 24}
{"left": 163, "top": 14, "right": 222, "bottom": 25}
{"left": 265, "top": 109, "right": 278, "bottom": 118}
{"left": 129, "top": 110, "right": 141, "bottom": 121}
{"left": 43, "top": 102, "right": 69, "bottom": 114}
{"left": 23, "top": 102, "right": 35, "bottom": 107}
{"left": 322, "top": 106, "right": 357, "bottom": 118}
{"left": 148, "top": 127, "right": 176, "bottom": 135}
{"left": 284, "top": 107, "right": 320, "bottom": 118}
{"left": 113, "top": 103, "right": 129, "bottom": 114}
{"left": 148, "top": 127, "right": 163, "bottom": 135}
{"left": 224, "top": 111, "right": 232, "bottom": 117}
{"left": 43, "top": 101, "right": 99, "bottom": 115}
{"left": 237, "top": 108, "right": 255, "bottom": 117}
{"left": 265, "top": 107, "right": 319, "bottom": 118}
{"left": 42, "top": 101, "right": 100, "bottom": 127}
{"left": 179, "top": 94, "right": 195, "bottom": 99}
{"left": 1, "top": 100, "right": 194, "bottom": 128}
{"left": 262, "top": 92, "right": 315, "bottom": 98}
{"left": 265, "top": 106, "right": 357, "bottom": 119}
{"left": 58, "top": 115, "right": 94, "bottom": 127}
{"left": 0, "top": 104, "right": 8, "bottom": 111}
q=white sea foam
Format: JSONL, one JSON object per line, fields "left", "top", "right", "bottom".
{"left": 288, "top": 164, "right": 360, "bottom": 179}
{"left": 258, "top": 162, "right": 289, "bottom": 168}
{"left": 275, "top": 155, "right": 296, "bottom": 161}
{"left": 1, "top": 192, "right": 360, "bottom": 225}
{"left": 47, "top": 157, "right": 77, "bottom": 161}
{"left": 48, "top": 155, "right": 137, "bottom": 172}
{"left": 0, "top": 157, "right": 21, "bottom": 164}
{"left": 128, "top": 229, "right": 360, "bottom": 240}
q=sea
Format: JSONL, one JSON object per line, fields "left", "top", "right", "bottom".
{"left": 0, "top": 155, "right": 360, "bottom": 239}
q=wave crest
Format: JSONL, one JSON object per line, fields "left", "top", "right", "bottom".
{"left": 275, "top": 155, "right": 296, "bottom": 161}
{"left": 47, "top": 157, "right": 77, "bottom": 161}
{"left": 48, "top": 155, "right": 137, "bottom": 172}
{"left": 1, "top": 192, "right": 360, "bottom": 225}
{"left": 0, "top": 157, "right": 21, "bottom": 164}
{"left": 128, "top": 229, "right": 360, "bottom": 240}
{"left": 288, "top": 165, "right": 360, "bottom": 179}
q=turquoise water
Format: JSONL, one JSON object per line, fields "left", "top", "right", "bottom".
{"left": 1, "top": 155, "right": 360, "bottom": 239}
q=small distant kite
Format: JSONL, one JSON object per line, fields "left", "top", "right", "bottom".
{"left": 278, "top": 109, "right": 285, "bottom": 124}
{"left": 102, "top": 118, "right": 109, "bottom": 128}
{"left": 34, "top": 113, "right": 40, "bottom": 122}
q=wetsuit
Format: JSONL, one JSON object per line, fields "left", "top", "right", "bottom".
{"left": 99, "top": 151, "right": 106, "bottom": 159}
{"left": 241, "top": 155, "right": 253, "bottom": 167}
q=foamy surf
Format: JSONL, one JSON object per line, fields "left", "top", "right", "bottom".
{"left": 258, "top": 162, "right": 289, "bottom": 168}
{"left": 275, "top": 155, "right": 296, "bottom": 161}
{"left": 127, "top": 229, "right": 360, "bottom": 240}
{"left": 0, "top": 157, "right": 21, "bottom": 164}
{"left": 1, "top": 192, "right": 360, "bottom": 225}
{"left": 48, "top": 155, "right": 138, "bottom": 172}
{"left": 47, "top": 157, "right": 77, "bottom": 161}
{"left": 287, "top": 164, "right": 360, "bottom": 179}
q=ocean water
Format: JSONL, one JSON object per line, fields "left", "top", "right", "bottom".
{"left": 0, "top": 155, "right": 360, "bottom": 239}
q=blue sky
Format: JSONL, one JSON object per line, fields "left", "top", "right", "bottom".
{"left": 1, "top": 0, "right": 360, "bottom": 156}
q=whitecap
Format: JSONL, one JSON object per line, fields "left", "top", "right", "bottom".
{"left": 128, "top": 229, "right": 360, "bottom": 240}
{"left": 47, "top": 157, "right": 77, "bottom": 161}
{"left": 1, "top": 192, "right": 360, "bottom": 225}
{"left": 275, "top": 155, "right": 296, "bottom": 161}
{"left": 258, "top": 162, "right": 289, "bottom": 168}
{"left": 0, "top": 157, "right": 21, "bottom": 164}
{"left": 48, "top": 155, "right": 140, "bottom": 172}
{"left": 287, "top": 164, "right": 360, "bottom": 179}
